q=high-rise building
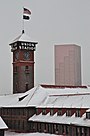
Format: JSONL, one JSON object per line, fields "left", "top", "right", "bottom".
{"left": 55, "top": 44, "right": 82, "bottom": 86}
{"left": 9, "top": 31, "right": 38, "bottom": 93}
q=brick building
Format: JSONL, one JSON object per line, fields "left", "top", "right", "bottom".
{"left": 9, "top": 31, "right": 38, "bottom": 93}
{"left": 0, "top": 85, "right": 90, "bottom": 135}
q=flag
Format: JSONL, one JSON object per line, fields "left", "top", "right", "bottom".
{"left": 23, "top": 8, "right": 31, "bottom": 15}
{"left": 23, "top": 8, "right": 31, "bottom": 20}
{"left": 23, "top": 15, "right": 30, "bottom": 20}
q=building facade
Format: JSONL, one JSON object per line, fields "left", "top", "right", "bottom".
{"left": 29, "top": 107, "right": 90, "bottom": 136}
{"left": 9, "top": 31, "right": 38, "bottom": 93}
{"left": 0, "top": 85, "right": 90, "bottom": 136}
{"left": 55, "top": 44, "right": 82, "bottom": 86}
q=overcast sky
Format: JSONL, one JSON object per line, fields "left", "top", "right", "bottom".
{"left": 0, "top": 0, "right": 90, "bottom": 94}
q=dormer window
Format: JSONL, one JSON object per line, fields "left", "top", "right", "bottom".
{"left": 76, "top": 109, "right": 81, "bottom": 117}
{"left": 57, "top": 109, "right": 62, "bottom": 116}
{"left": 86, "top": 112, "right": 90, "bottom": 119}
{"left": 42, "top": 109, "right": 46, "bottom": 115}
{"left": 66, "top": 110, "right": 71, "bottom": 116}
{"left": 50, "top": 109, "right": 54, "bottom": 116}
{"left": 36, "top": 109, "right": 38, "bottom": 115}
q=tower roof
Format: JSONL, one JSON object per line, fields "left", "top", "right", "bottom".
{"left": 10, "top": 32, "right": 37, "bottom": 45}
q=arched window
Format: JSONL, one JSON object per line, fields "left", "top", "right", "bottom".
{"left": 25, "top": 83, "right": 28, "bottom": 91}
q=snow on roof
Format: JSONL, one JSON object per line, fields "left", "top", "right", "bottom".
{"left": 38, "top": 94, "right": 90, "bottom": 108}
{"left": 36, "top": 85, "right": 90, "bottom": 108}
{"left": 0, "top": 85, "right": 90, "bottom": 108}
{"left": 29, "top": 112, "right": 90, "bottom": 127}
{"left": 5, "top": 131, "right": 59, "bottom": 136}
{"left": 86, "top": 109, "right": 90, "bottom": 112}
{"left": 0, "top": 93, "right": 21, "bottom": 107}
{"left": 0, "top": 117, "right": 8, "bottom": 129}
{"left": 10, "top": 32, "right": 37, "bottom": 44}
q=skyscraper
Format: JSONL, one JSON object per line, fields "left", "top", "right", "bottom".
{"left": 55, "top": 44, "right": 82, "bottom": 86}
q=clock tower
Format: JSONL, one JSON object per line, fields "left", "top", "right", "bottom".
{"left": 9, "top": 31, "right": 38, "bottom": 93}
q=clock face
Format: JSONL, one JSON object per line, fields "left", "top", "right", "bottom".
{"left": 24, "top": 51, "right": 30, "bottom": 60}
{"left": 15, "top": 51, "right": 19, "bottom": 60}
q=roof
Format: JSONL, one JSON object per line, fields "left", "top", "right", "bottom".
{"left": 0, "top": 117, "right": 8, "bottom": 129}
{"left": 0, "top": 85, "right": 90, "bottom": 108}
{"left": 29, "top": 112, "right": 90, "bottom": 127}
{"left": 9, "top": 32, "right": 37, "bottom": 44}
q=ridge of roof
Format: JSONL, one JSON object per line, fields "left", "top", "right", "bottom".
{"left": 41, "top": 84, "right": 87, "bottom": 89}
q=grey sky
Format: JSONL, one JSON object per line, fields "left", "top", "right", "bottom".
{"left": 0, "top": 0, "right": 90, "bottom": 94}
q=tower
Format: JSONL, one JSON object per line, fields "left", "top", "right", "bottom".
{"left": 9, "top": 31, "right": 38, "bottom": 93}
{"left": 55, "top": 44, "right": 82, "bottom": 86}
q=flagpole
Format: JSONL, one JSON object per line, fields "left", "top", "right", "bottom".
{"left": 22, "top": 7, "right": 25, "bottom": 34}
{"left": 22, "top": 7, "right": 31, "bottom": 34}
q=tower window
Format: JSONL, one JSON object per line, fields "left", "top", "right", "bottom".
{"left": 15, "top": 66, "right": 18, "bottom": 72}
{"left": 25, "top": 83, "right": 28, "bottom": 91}
{"left": 14, "top": 66, "right": 18, "bottom": 73}
{"left": 16, "top": 83, "right": 18, "bottom": 92}
{"left": 25, "top": 66, "right": 29, "bottom": 70}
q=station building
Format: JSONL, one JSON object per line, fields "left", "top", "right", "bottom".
{"left": 0, "top": 85, "right": 90, "bottom": 136}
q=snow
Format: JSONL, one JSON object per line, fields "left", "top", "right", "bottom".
{"left": 0, "top": 117, "right": 8, "bottom": 129}
{"left": 86, "top": 109, "right": 90, "bottom": 112}
{"left": 0, "top": 85, "right": 90, "bottom": 108}
{"left": 10, "top": 33, "right": 37, "bottom": 44}
{"left": 5, "top": 131, "right": 62, "bottom": 136}
{"left": 29, "top": 112, "right": 90, "bottom": 127}
{"left": 0, "top": 85, "right": 90, "bottom": 133}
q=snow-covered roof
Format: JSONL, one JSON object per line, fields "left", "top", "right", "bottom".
{"left": 0, "top": 93, "right": 21, "bottom": 107}
{"left": 39, "top": 93, "right": 90, "bottom": 108}
{"left": 0, "top": 85, "right": 90, "bottom": 108}
{"left": 5, "top": 131, "right": 59, "bottom": 136}
{"left": 10, "top": 32, "right": 37, "bottom": 44}
{"left": 29, "top": 112, "right": 90, "bottom": 127}
{"left": 86, "top": 109, "right": 90, "bottom": 112}
{"left": 0, "top": 117, "right": 8, "bottom": 129}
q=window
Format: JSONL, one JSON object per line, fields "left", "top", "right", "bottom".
{"left": 76, "top": 109, "right": 81, "bottom": 117}
{"left": 50, "top": 109, "right": 54, "bottom": 115}
{"left": 57, "top": 109, "right": 62, "bottom": 116}
{"left": 36, "top": 109, "right": 38, "bottom": 115}
{"left": 66, "top": 110, "right": 71, "bottom": 116}
{"left": 25, "top": 66, "right": 30, "bottom": 74}
{"left": 25, "top": 83, "right": 28, "bottom": 91}
{"left": 16, "top": 83, "right": 18, "bottom": 92}
{"left": 16, "top": 66, "right": 18, "bottom": 71}
{"left": 86, "top": 112, "right": 90, "bottom": 119}
{"left": 18, "top": 120, "right": 21, "bottom": 130}
{"left": 25, "top": 66, "right": 29, "bottom": 70}
{"left": 44, "top": 124, "right": 47, "bottom": 132}
{"left": 42, "top": 109, "right": 46, "bottom": 115}
{"left": 14, "top": 66, "right": 18, "bottom": 73}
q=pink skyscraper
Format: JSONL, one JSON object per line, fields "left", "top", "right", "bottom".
{"left": 55, "top": 44, "right": 82, "bottom": 86}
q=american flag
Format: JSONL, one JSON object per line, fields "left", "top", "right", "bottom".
{"left": 23, "top": 8, "right": 31, "bottom": 15}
